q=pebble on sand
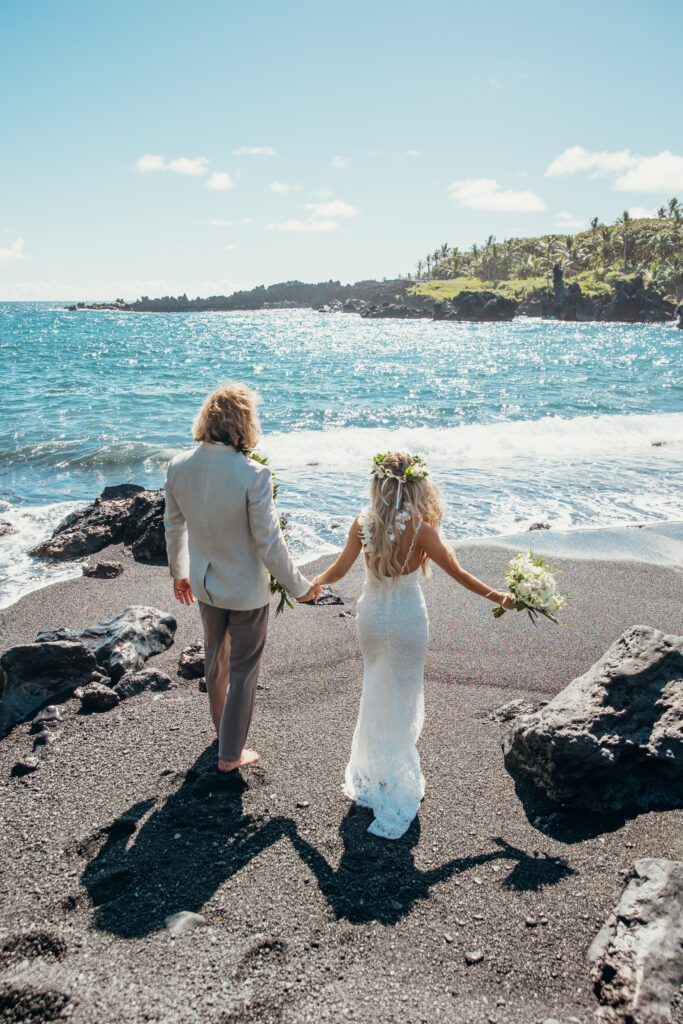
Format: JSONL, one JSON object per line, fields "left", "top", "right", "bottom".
{"left": 164, "top": 911, "right": 207, "bottom": 937}
{"left": 11, "top": 756, "right": 41, "bottom": 777}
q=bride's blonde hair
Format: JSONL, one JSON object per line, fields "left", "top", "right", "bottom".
{"left": 362, "top": 451, "right": 444, "bottom": 581}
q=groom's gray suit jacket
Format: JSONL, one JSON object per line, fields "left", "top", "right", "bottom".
{"left": 164, "top": 441, "right": 310, "bottom": 609}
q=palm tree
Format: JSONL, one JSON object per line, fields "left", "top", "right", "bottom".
{"left": 415, "top": 259, "right": 424, "bottom": 280}
{"left": 599, "top": 225, "right": 612, "bottom": 273}
{"left": 449, "top": 247, "right": 463, "bottom": 278}
{"left": 543, "top": 235, "right": 563, "bottom": 287}
{"left": 667, "top": 197, "right": 681, "bottom": 224}
{"left": 616, "top": 210, "right": 632, "bottom": 272}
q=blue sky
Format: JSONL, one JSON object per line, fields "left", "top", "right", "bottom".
{"left": 2, "top": 0, "right": 682, "bottom": 300}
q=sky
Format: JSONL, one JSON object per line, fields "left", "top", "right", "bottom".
{"left": 1, "top": 0, "right": 682, "bottom": 300}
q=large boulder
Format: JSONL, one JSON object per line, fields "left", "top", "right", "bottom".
{"left": 448, "top": 290, "right": 517, "bottom": 322}
{"left": 602, "top": 276, "right": 675, "bottom": 323}
{"left": 29, "top": 485, "right": 166, "bottom": 563}
{"left": 0, "top": 641, "right": 97, "bottom": 737}
{"left": 36, "top": 606, "right": 177, "bottom": 683}
{"left": 125, "top": 490, "right": 167, "bottom": 561}
{"left": 676, "top": 302, "right": 683, "bottom": 329}
{"left": 539, "top": 264, "right": 600, "bottom": 321}
{"left": 589, "top": 858, "right": 683, "bottom": 1024}
{"left": 502, "top": 625, "right": 683, "bottom": 812}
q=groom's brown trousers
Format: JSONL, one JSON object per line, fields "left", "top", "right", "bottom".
{"left": 198, "top": 602, "right": 269, "bottom": 762}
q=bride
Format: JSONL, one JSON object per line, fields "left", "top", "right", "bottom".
{"left": 312, "top": 452, "right": 515, "bottom": 840}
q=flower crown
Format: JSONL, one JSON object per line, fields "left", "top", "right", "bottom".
{"left": 370, "top": 452, "right": 429, "bottom": 482}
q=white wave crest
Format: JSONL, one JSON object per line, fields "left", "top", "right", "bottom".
{"left": 260, "top": 412, "right": 683, "bottom": 472}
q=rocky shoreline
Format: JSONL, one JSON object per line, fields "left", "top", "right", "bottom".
{"left": 66, "top": 268, "right": 683, "bottom": 326}
{"left": 1, "top": 501, "right": 682, "bottom": 1022}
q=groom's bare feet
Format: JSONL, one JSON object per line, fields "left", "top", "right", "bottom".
{"left": 217, "top": 749, "right": 259, "bottom": 773}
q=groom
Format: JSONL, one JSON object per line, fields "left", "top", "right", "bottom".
{"left": 164, "top": 382, "right": 321, "bottom": 773}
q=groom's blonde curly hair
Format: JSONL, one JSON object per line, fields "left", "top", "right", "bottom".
{"left": 193, "top": 382, "right": 261, "bottom": 453}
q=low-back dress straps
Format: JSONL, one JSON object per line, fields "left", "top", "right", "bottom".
{"left": 399, "top": 520, "right": 422, "bottom": 574}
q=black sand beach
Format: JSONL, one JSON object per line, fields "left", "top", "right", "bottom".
{"left": 0, "top": 542, "right": 682, "bottom": 1024}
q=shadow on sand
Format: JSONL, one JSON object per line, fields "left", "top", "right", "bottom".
{"left": 79, "top": 745, "right": 575, "bottom": 936}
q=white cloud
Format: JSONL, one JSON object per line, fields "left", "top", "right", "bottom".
{"left": 546, "top": 146, "right": 636, "bottom": 177}
{"left": 136, "top": 153, "right": 209, "bottom": 175}
{"left": 546, "top": 146, "right": 683, "bottom": 193}
{"left": 304, "top": 199, "right": 359, "bottom": 219}
{"left": 136, "top": 153, "right": 167, "bottom": 173}
{"left": 205, "top": 171, "right": 235, "bottom": 191}
{"left": 447, "top": 178, "right": 546, "bottom": 212}
{"left": 241, "top": 217, "right": 253, "bottom": 225}
{"left": 271, "top": 219, "right": 338, "bottom": 232}
{"left": 489, "top": 78, "right": 500, "bottom": 89}
{"left": 330, "top": 155, "right": 350, "bottom": 168}
{"left": 223, "top": 244, "right": 236, "bottom": 251}
{"left": 204, "top": 219, "right": 233, "bottom": 227}
{"left": 233, "top": 146, "right": 276, "bottom": 156}
{"left": 628, "top": 206, "right": 658, "bottom": 218}
{"left": 269, "top": 181, "right": 299, "bottom": 193}
{"left": 309, "top": 188, "right": 333, "bottom": 198}
{"left": 168, "top": 156, "right": 209, "bottom": 176}
{"left": 405, "top": 149, "right": 421, "bottom": 158}
{"left": 616, "top": 151, "right": 683, "bottom": 192}
{"left": 0, "top": 237, "right": 30, "bottom": 263}
{"left": 555, "top": 211, "right": 586, "bottom": 230}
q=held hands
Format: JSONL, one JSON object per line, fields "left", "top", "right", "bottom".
{"left": 296, "top": 583, "right": 323, "bottom": 604}
{"left": 173, "top": 578, "right": 195, "bottom": 605}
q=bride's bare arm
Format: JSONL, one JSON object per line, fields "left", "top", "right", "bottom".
{"left": 418, "top": 523, "right": 514, "bottom": 607}
{"left": 312, "top": 517, "right": 363, "bottom": 585}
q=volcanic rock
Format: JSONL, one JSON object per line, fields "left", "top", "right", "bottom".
{"left": 502, "top": 625, "right": 683, "bottom": 812}
{"left": 0, "top": 641, "right": 97, "bottom": 738}
{"left": 125, "top": 489, "right": 166, "bottom": 561}
{"left": 113, "top": 667, "right": 173, "bottom": 700}
{"left": 11, "top": 756, "right": 41, "bottom": 777}
{"left": 589, "top": 858, "right": 683, "bottom": 1024}
{"left": 29, "top": 485, "right": 166, "bottom": 563}
{"left": 76, "top": 682, "right": 120, "bottom": 712}
{"left": 83, "top": 560, "right": 124, "bottom": 579}
{"left": 448, "top": 290, "right": 518, "bottom": 321}
{"left": 36, "top": 606, "right": 177, "bottom": 683}
{"left": 178, "top": 642, "right": 205, "bottom": 679}
{"left": 31, "top": 705, "right": 64, "bottom": 731}
{"left": 602, "top": 275, "right": 675, "bottom": 323}
{"left": 539, "top": 265, "right": 599, "bottom": 322}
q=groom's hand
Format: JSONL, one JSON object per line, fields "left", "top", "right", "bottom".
{"left": 296, "top": 583, "right": 322, "bottom": 604}
{"left": 173, "top": 578, "right": 195, "bottom": 605}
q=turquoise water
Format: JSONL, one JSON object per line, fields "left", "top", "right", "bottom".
{"left": 1, "top": 302, "right": 682, "bottom": 605}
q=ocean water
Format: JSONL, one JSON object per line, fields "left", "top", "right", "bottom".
{"left": 1, "top": 301, "right": 682, "bottom": 607}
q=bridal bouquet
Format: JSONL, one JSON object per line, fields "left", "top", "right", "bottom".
{"left": 494, "top": 551, "right": 567, "bottom": 625}
{"left": 249, "top": 452, "right": 293, "bottom": 616}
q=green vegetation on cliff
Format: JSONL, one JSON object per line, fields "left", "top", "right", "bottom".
{"left": 412, "top": 198, "right": 683, "bottom": 300}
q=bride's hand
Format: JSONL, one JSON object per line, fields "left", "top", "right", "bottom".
{"left": 501, "top": 592, "right": 516, "bottom": 610}
{"left": 296, "top": 583, "right": 322, "bottom": 604}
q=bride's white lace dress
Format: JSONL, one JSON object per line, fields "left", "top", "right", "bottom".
{"left": 343, "top": 522, "right": 429, "bottom": 839}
